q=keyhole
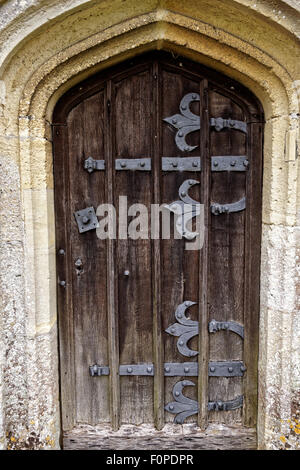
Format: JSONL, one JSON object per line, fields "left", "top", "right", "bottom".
{"left": 75, "top": 258, "right": 83, "bottom": 275}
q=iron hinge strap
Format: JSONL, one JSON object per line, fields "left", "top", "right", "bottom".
{"left": 84, "top": 157, "right": 105, "bottom": 173}
{"left": 209, "top": 319, "right": 244, "bottom": 339}
{"left": 207, "top": 395, "right": 244, "bottom": 411}
{"left": 210, "top": 117, "right": 247, "bottom": 133}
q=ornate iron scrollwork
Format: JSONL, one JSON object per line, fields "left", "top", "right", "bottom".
{"left": 165, "top": 301, "right": 199, "bottom": 357}
{"left": 163, "top": 93, "right": 200, "bottom": 152}
{"left": 164, "top": 179, "right": 201, "bottom": 240}
{"left": 165, "top": 380, "right": 198, "bottom": 424}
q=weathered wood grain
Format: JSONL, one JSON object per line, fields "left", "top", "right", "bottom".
{"left": 63, "top": 424, "right": 257, "bottom": 450}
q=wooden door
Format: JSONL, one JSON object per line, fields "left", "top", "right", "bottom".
{"left": 52, "top": 52, "right": 263, "bottom": 450}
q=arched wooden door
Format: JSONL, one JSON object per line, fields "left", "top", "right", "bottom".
{"left": 52, "top": 52, "right": 263, "bottom": 449}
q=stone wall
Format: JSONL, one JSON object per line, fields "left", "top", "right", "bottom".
{"left": 0, "top": 0, "right": 299, "bottom": 449}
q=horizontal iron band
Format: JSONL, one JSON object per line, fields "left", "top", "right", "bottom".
{"left": 115, "top": 158, "right": 151, "bottom": 171}
{"left": 89, "top": 361, "right": 246, "bottom": 377}
{"left": 162, "top": 157, "right": 201, "bottom": 172}
{"left": 211, "top": 156, "right": 249, "bottom": 172}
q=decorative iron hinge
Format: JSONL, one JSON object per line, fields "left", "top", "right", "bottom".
{"left": 74, "top": 206, "right": 99, "bottom": 233}
{"left": 165, "top": 381, "right": 244, "bottom": 423}
{"left": 162, "top": 157, "right": 201, "bottom": 172}
{"left": 163, "top": 93, "right": 200, "bottom": 152}
{"left": 165, "top": 301, "right": 245, "bottom": 355}
{"left": 84, "top": 157, "right": 105, "bottom": 173}
{"left": 115, "top": 158, "right": 151, "bottom": 171}
{"left": 210, "top": 117, "right": 247, "bottom": 133}
{"left": 165, "top": 301, "right": 199, "bottom": 357}
{"left": 211, "top": 197, "right": 246, "bottom": 215}
{"left": 211, "top": 156, "right": 249, "bottom": 172}
{"left": 165, "top": 380, "right": 198, "bottom": 424}
{"left": 164, "top": 180, "right": 201, "bottom": 240}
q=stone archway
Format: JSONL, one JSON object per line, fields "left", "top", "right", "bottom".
{"left": 0, "top": 0, "right": 299, "bottom": 450}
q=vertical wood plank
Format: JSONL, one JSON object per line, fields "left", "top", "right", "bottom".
{"left": 105, "top": 80, "right": 120, "bottom": 430}
{"left": 152, "top": 61, "right": 164, "bottom": 430}
{"left": 243, "top": 121, "right": 263, "bottom": 427}
{"left": 52, "top": 123, "right": 76, "bottom": 431}
{"left": 198, "top": 79, "right": 210, "bottom": 429}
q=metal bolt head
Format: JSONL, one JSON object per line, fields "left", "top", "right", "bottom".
{"left": 127, "top": 367, "right": 133, "bottom": 373}
{"left": 75, "top": 258, "right": 82, "bottom": 267}
{"left": 192, "top": 161, "right": 198, "bottom": 167}
{"left": 59, "top": 280, "right": 66, "bottom": 287}
{"left": 140, "top": 161, "right": 145, "bottom": 167}
{"left": 178, "top": 131, "right": 183, "bottom": 137}
{"left": 124, "top": 270, "right": 130, "bottom": 276}
{"left": 228, "top": 367, "right": 233, "bottom": 373}
{"left": 181, "top": 105, "right": 187, "bottom": 111}
{"left": 121, "top": 161, "right": 127, "bottom": 168}
{"left": 210, "top": 366, "right": 215, "bottom": 372}
{"left": 177, "top": 314, "right": 182, "bottom": 319}
{"left": 181, "top": 191, "right": 186, "bottom": 197}
{"left": 170, "top": 327, "right": 175, "bottom": 333}
{"left": 179, "top": 341, "right": 184, "bottom": 346}
{"left": 230, "top": 160, "right": 236, "bottom": 166}
{"left": 147, "top": 367, "right": 152, "bottom": 373}
{"left": 169, "top": 405, "right": 174, "bottom": 411}
{"left": 217, "top": 401, "right": 223, "bottom": 409}
{"left": 172, "top": 118, "right": 177, "bottom": 124}
{"left": 58, "top": 249, "right": 65, "bottom": 255}
{"left": 172, "top": 162, "right": 178, "bottom": 168}
{"left": 82, "top": 215, "right": 90, "bottom": 224}
{"left": 165, "top": 366, "right": 170, "bottom": 373}
{"left": 243, "top": 159, "right": 249, "bottom": 167}
{"left": 241, "top": 365, "right": 247, "bottom": 372}
{"left": 175, "top": 391, "right": 180, "bottom": 397}
{"left": 184, "top": 367, "right": 190, "bottom": 373}
{"left": 213, "top": 161, "right": 219, "bottom": 167}
{"left": 192, "top": 94, "right": 197, "bottom": 100}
